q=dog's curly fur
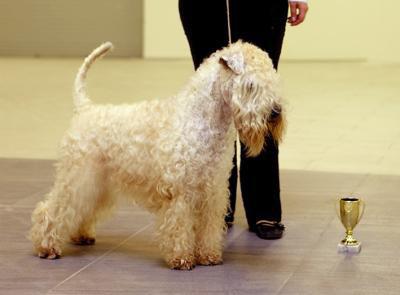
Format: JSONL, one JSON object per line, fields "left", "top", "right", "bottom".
{"left": 29, "top": 41, "right": 285, "bottom": 270}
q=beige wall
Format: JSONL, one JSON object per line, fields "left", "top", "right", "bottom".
{"left": 0, "top": 0, "right": 143, "bottom": 57}
{"left": 144, "top": 0, "right": 400, "bottom": 63}
{"left": 143, "top": 0, "right": 188, "bottom": 59}
{"left": 1, "top": 0, "right": 399, "bottom": 61}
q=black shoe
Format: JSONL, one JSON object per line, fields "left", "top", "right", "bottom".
{"left": 225, "top": 213, "right": 234, "bottom": 229}
{"left": 250, "top": 220, "right": 285, "bottom": 240}
{"left": 225, "top": 221, "right": 234, "bottom": 229}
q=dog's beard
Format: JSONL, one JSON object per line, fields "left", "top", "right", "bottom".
{"left": 238, "top": 127, "right": 266, "bottom": 157}
{"left": 236, "top": 111, "right": 286, "bottom": 157}
{"left": 231, "top": 81, "right": 272, "bottom": 157}
{"left": 267, "top": 113, "right": 285, "bottom": 144}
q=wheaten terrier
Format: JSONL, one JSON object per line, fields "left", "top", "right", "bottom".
{"left": 29, "top": 41, "right": 285, "bottom": 270}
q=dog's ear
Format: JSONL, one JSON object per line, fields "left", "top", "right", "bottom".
{"left": 220, "top": 51, "right": 245, "bottom": 75}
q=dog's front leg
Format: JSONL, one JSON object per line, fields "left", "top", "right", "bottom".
{"left": 194, "top": 184, "right": 226, "bottom": 266}
{"left": 157, "top": 195, "right": 196, "bottom": 270}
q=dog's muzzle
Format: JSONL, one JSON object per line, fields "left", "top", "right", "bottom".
{"left": 268, "top": 104, "right": 282, "bottom": 122}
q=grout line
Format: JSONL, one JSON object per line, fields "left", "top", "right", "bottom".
{"left": 351, "top": 172, "right": 371, "bottom": 195}
{"left": 275, "top": 214, "right": 337, "bottom": 295}
{"left": 47, "top": 223, "right": 152, "bottom": 294}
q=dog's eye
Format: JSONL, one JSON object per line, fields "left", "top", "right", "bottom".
{"left": 249, "top": 83, "right": 254, "bottom": 91}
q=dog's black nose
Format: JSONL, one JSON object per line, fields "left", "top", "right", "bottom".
{"left": 269, "top": 105, "right": 281, "bottom": 121}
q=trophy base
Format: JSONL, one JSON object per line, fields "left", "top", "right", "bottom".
{"left": 337, "top": 242, "right": 362, "bottom": 253}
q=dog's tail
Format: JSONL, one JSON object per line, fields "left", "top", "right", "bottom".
{"left": 74, "top": 42, "right": 114, "bottom": 111}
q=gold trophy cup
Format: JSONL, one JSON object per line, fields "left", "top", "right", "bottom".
{"left": 337, "top": 197, "right": 365, "bottom": 253}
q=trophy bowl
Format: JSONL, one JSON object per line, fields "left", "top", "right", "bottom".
{"left": 336, "top": 197, "right": 365, "bottom": 253}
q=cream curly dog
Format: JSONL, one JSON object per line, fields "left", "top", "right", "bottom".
{"left": 29, "top": 41, "right": 285, "bottom": 270}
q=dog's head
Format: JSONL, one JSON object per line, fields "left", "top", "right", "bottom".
{"left": 218, "top": 41, "right": 286, "bottom": 156}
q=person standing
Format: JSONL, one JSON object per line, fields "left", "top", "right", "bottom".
{"left": 179, "top": 0, "right": 309, "bottom": 239}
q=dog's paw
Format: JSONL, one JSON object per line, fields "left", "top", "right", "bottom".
{"left": 168, "top": 258, "right": 195, "bottom": 271}
{"left": 38, "top": 248, "right": 61, "bottom": 260}
{"left": 71, "top": 236, "right": 96, "bottom": 246}
{"left": 196, "top": 254, "right": 223, "bottom": 266}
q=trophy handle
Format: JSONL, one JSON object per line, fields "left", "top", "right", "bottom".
{"left": 335, "top": 198, "right": 341, "bottom": 220}
{"left": 358, "top": 199, "right": 366, "bottom": 224}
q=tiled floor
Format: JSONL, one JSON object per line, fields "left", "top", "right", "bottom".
{"left": 1, "top": 58, "right": 400, "bottom": 294}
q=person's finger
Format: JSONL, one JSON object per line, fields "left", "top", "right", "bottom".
{"left": 291, "top": 3, "right": 308, "bottom": 26}
{"left": 288, "top": 2, "right": 298, "bottom": 24}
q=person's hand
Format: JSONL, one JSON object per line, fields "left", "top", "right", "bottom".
{"left": 287, "top": 2, "right": 309, "bottom": 26}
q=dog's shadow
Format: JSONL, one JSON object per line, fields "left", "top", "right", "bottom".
{"left": 62, "top": 233, "right": 165, "bottom": 267}
{"left": 59, "top": 227, "right": 280, "bottom": 270}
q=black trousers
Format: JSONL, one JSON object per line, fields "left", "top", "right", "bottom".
{"left": 179, "top": 0, "right": 288, "bottom": 228}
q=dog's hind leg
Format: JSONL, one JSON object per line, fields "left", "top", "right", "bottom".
{"left": 29, "top": 156, "right": 108, "bottom": 258}
{"left": 70, "top": 188, "right": 116, "bottom": 246}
